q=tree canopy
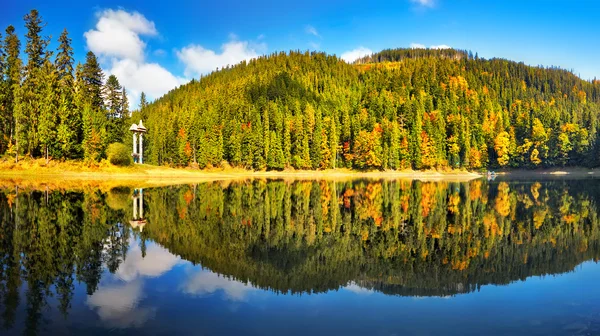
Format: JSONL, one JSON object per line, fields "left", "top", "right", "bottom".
{"left": 139, "top": 48, "right": 600, "bottom": 170}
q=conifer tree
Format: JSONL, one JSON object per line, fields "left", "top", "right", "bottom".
{"left": 81, "top": 52, "right": 104, "bottom": 110}
{"left": 55, "top": 28, "right": 78, "bottom": 158}
{"left": 0, "top": 31, "right": 6, "bottom": 153}
{"left": 19, "top": 10, "right": 49, "bottom": 157}
{"left": 38, "top": 59, "right": 57, "bottom": 163}
{"left": 121, "top": 87, "right": 130, "bottom": 118}
{"left": 80, "top": 52, "right": 105, "bottom": 161}
{"left": 267, "top": 131, "right": 285, "bottom": 170}
{"left": 3, "top": 25, "right": 21, "bottom": 160}
{"left": 104, "top": 74, "right": 124, "bottom": 146}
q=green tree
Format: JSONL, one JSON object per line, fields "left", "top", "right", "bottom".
{"left": 104, "top": 74, "right": 125, "bottom": 146}
{"left": 3, "top": 26, "right": 22, "bottom": 160}
{"left": 80, "top": 52, "right": 106, "bottom": 161}
{"left": 55, "top": 28, "right": 78, "bottom": 158}
{"left": 38, "top": 59, "right": 58, "bottom": 163}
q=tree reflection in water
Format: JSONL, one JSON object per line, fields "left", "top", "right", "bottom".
{"left": 0, "top": 178, "right": 599, "bottom": 334}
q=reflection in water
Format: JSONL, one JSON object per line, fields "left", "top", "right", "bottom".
{"left": 181, "top": 271, "right": 258, "bottom": 301}
{"left": 0, "top": 179, "right": 599, "bottom": 335}
{"left": 116, "top": 237, "right": 180, "bottom": 282}
{"left": 87, "top": 279, "right": 155, "bottom": 329}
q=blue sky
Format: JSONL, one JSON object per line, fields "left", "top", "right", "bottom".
{"left": 2, "top": 0, "right": 600, "bottom": 105}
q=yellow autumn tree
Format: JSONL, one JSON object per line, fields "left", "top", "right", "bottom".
{"left": 494, "top": 131, "right": 511, "bottom": 166}
{"left": 530, "top": 148, "right": 541, "bottom": 165}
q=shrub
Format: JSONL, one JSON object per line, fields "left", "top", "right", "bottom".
{"left": 107, "top": 143, "right": 132, "bottom": 166}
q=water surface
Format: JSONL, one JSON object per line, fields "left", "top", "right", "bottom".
{"left": 0, "top": 178, "right": 599, "bottom": 335}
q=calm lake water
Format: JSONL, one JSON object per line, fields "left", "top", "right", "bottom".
{"left": 1, "top": 178, "right": 600, "bottom": 335}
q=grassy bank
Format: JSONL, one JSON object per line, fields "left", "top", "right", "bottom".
{"left": 0, "top": 158, "right": 481, "bottom": 186}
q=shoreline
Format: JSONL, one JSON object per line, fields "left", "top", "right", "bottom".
{"left": 0, "top": 159, "right": 481, "bottom": 188}
{"left": 3, "top": 159, "right": 600, "bottom": 189}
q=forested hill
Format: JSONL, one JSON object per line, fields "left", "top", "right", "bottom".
{"left": 140, "top": 48, "right": 600, "bottom": 170}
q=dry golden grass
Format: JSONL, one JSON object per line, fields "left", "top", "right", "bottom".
{"left": 0, "top": 157, "right": 481, "bottom": 191}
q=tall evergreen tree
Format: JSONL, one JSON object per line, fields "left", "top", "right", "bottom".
{"left": 4, "top": 26, "right": 21, "bottom": 161}
{"left": 80, "top": 52, "right": 105, "bottom": 161}
{"left": 81, "top": 51, "right": 104, "bottom": 110}
{"left": 38, "top": 59, "right": 57, "bottom": 163}
{"left": 122, "top": 87, "right": 130, "bottom": 118}
{"left": 0, "top": 31, "right": 6, "bottom": 154}
{"left": 55, "top": 28, "right": 78, "bottom": 158}
{"left": 104, "top": 74, "right": 124, "bottom": 146}
{"left": 18, "top": 9, "right": 49, "bottom": 157}
{"left": 139, "top": 91, "right": 148, "bottom": 120}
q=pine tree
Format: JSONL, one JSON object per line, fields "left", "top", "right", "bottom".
{"left": 389, "top": 121, "right": 401, "bottom": 169}
{"left": 23, "top": 10, "right": 47, "bottom": 72}
{"left": 329, "top": 115, "right": 338, "bottom": 169}
{"left": 81, "top": 52, "right": 104, "bottom": 110}
{"left": 267, "top": 131, "right": 284, "bottom": 170}
{"left": 105, "top": 75, "right": 122, "bottom": 119}
{"left": 19, "top": 10, "right": 49, "bottom": 157}
{"left": 38, "top": 59, "right": 57, "bottom": 163}
{"left": 0, "top": 31, "right": 5, "bottom": 153}
{"left": 122, "top": 87, "right": 130, "bottom": 118}
{"left": 55, "top": 28, "right": 78, "bottom": 158}
{"left": 282, "top": 116, "right": 291, "bottom": 167}
{"left": 310, "top": 108, "right": 323, "bottom": 168}
{"left": 3, "top": 26, "right": 21, "bottom": 160}
{"left": 139, "top": 92, "right": 148, "bottom": 120}
{"left": 104, "top": 74, "right": 124, "bottom": 146}
{"left": 80, "top": 52, "right": 106, "bottom": 161}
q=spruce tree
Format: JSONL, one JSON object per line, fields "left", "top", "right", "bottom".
{"left": 55, "top": 28, "right": 78, "bottom": 158}
{"left": 38, "top": 59, "right": 57, "bottom": 163}
{"left": 4, "top": 26, "right": 21, "bottom": 161}
{"left": 80, "top": 52, "right": 106, "bottom": 161}
{"left": 139, "top": 91, "right": 148, "bottom": 120}
{"left": 0, "top": 31, "right": 6, "bottom": 154}
{"left": 81, "top": 52, "right": 104, "bottom": 110}
{"left": 20, "top": 9, "right": 49, "bottom": 157}
{"left": 267, "top": 130, "right": 284, "bottom": 170}
{"left": 104, "top": 74, "right": 124, "bottom": 146}
{"left": 121, "top": 87, "right": 130, "bottom": 118}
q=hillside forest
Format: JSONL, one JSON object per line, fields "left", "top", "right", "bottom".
{"left": 1, "top": 10, "right": 600, "bottom": 170}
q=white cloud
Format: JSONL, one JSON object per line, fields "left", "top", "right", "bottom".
{"left": 411, "top": 43, "right": 451, "bottom": 49}
{"left": 340, "top": 47, "right": 373, "bottom": 63}
{"left": 181, "top": 270, "right": 258, "bottom": 302}
{"left": 108, "top": 58, "right": 187, "bottom": 106}
{"left": 177, "top": 39, "right": 265, "bottom": 77}
{"left": 305, "top": 25, "right": 320, "bottom": 38}
{"left": 85, "top": 9, "right": 189, "bottom": 106}
{"left": 85, "top": 9, "right": 157, "bottom": 62}
{"left": 115, "top": 238, "right": 182, "bottom": 282}
{"left": 410, "top": 0, "right": 435, "bottom": 8}
{"left": 87, "top": 280, "right": 156, "bottom": 328}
